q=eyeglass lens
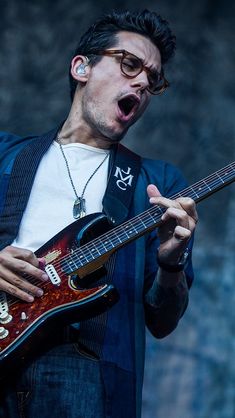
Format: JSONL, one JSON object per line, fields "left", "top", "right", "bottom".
{"left": 121, "top": 53, "right": 163, "bottom": 93}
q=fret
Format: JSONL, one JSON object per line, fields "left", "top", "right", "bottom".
{"left": 115, "top": 228, "right": 130, "bottom": 243}
{"left": 187, "top": 180, "right": 212, "bottom": 201}
{"left": 94, "top": 237, "right": 109, "bottom": 254}
{"left": 148, "top": 211, "right": 158, "bottom": 224}
{"left": 125, "top": 222, "right": 138, "bottom": 235}
{"left": 112, "top": 229, "right": 123, "bottom": 243}
{"left": 188, "top": 186, "right": 200, "bottom": 199}
{"left": 123, "top": 224, "right": 136, "bottom": 238}
{"left": 61, "top": 255, "right": 78, "bottom": 273}
{"left": 100, "top": 221, "right": 143, "bottom": 250}
{"left": 78, "top": 252, "right": 89, "bottom": 263}
{"left": 135, "top": 223, "right": 146, "bottom": 234}
{"left": 138, "top": 215, "right": 148, "bottom": 229}
{"left": 86, "top": 243, "right": 101, "bottom": 260}
{"left": 103, "top": 239, "right": 115, "bottom": 250}
{"left": 72, "top": 248, "right": 92, "bottom": 269}
{"left": 222, "top": 170, "right": 229, "bottom": 177}
{"left": 128, "top": 222, "right": 138, "bottom": 234}
{"left": 203, "top": 180, "right": 212, "bottom": 191}
{"left": 197, "top": 184, "right": 208, "bottom": 192}
{"left": 61, "top": 243, "right": 105, "bottom": 273}
{"left": 216, "top": 172, "right": 225, "bottom": 184}
{"left": 147, "top": 207, "right": 164, "bottom": 225}
{"left": 223, "top": 167, "right": 235, "bottom": 178}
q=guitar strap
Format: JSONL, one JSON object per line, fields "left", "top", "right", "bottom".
{"left": 77, "top": 143, "right": 142, "bottom": 358}
{"left": 102, "top": 143, "right": 142, "bottom": 225}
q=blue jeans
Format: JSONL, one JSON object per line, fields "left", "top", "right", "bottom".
{"left": 0, "top": 343, "right": 105, "bottom": 418}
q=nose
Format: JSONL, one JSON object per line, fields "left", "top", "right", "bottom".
{"left": 130, "top": 70, "right": 149, "bottom": 93}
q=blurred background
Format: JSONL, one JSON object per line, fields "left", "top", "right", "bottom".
{"left": 1, "top": 0, "right": 235, "bottom": 417}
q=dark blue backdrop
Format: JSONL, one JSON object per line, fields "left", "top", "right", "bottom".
{"left": 1, "top": 1, "right": 235, "bottom": 416}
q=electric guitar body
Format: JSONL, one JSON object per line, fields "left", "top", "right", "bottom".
{"left": 0, "top": 213, "right": 119, "bottom": 372}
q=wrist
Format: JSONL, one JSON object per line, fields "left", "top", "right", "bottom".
{"left": 157, "top": 268, "right": 184, "bottom": 288}
{"left": 157, "top": 248, "right": 190, "bottom": 273}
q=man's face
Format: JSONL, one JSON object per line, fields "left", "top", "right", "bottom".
{"left": 80, "top": 31, "right": 162, "bottom": 143}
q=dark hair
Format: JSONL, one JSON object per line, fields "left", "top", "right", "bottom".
{"left": 69, "top": 9, "right": 176, "bottom": 100}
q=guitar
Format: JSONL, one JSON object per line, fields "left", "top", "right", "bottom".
{"left": 0, "top": 161, "right": 235, "bottom": 370}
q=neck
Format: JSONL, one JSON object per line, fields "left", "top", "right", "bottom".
{"left": 58, "top": 103, "right": 113, "bottom": 149}
{"left": 58, "top": 121, "right": 112, "bottom": 149}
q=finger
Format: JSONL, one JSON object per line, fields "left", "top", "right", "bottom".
{"left": 149, "top": 194, "right": 182, "bottom": 212}
{"left": 173, "top": 225, "right": 192, "bottom": 242}
{"left": 4, "top": 246, "right": 40, "bottom": 268}
{"left": 158, "top": 226, "right": 191, "bottom": 263}
{"left": 0, "top": 252, "right": 48, "bottom": 283}
{"left": 0, "top": 265, "right": 44, "bottom": 297}
{"left": 161, "top": 207, "right": 190, "bottom": 230}
{"left": 149, "top": 194, "right": 198, "bottom": 227}
{"left": 147, "top": 184, "right": 162, "bottom": 199}
{"left": 176, "top": 197, "right": 198, "bottom": 224}
{"left": 0, "top": 277, "right": 35, "bottom": 302}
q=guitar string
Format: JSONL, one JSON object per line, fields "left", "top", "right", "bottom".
{"left": 46, "top": 161, "right": 235, "bottom": 266}
{"left": 6, "top": 162, "right": 235, "bottom": 305}
{"left": 12, "top": 176, "right": 235, "bottom": 295}
{"left": 13, "top": 162, "right": 235, "bottom": 284}
{"left": 6, "top": 172, "right": 235, "bottom": 308}
{"left": 11, "top": 162, "right": 235, "bottom": 285}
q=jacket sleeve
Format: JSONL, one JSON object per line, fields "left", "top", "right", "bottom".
{"left": 142, "top": 161, "right": 194, "bottom": 338}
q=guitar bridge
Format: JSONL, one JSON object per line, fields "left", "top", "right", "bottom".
{"left": 45, "top": 264, "right": 61, "bottom": 286}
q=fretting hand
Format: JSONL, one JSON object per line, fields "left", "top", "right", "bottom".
{"left": 147, "top": 184, "right": 198, "bottom": 267}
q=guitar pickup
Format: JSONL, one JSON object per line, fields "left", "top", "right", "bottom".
{"left": 45, "top": 264, "right": 61, "bottom": 286}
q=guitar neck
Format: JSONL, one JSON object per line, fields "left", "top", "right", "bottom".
{"left": 62, "top": 162, "right": 235, "bottom": 274}
{"left": 172, "top": 162, "right": 235, "bottom": 203}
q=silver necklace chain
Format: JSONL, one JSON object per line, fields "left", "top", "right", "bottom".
{"left": 57, "top": 136, "right": 109, "bottom": 219}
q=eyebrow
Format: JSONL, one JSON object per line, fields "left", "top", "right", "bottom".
{"left": 137, "top": 55, "right": 161, "bottom": 74}
{"left": 143, "top": 62, "right": 162, "bottom": 77}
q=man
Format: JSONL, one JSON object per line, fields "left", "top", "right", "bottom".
{"left": 0, "top": 9, "right": 198, "bottom": 418}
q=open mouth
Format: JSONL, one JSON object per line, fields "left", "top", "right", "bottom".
{"left": 117, "top": 95, "right": 140, "bottom": 121}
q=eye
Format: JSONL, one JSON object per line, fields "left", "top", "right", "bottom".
{"left": 122, "top": 56, "right": 140, "bottom": 73}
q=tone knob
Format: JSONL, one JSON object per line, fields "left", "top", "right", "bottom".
{"left": 0, "top": 326, "right": 9, "bottom": 339}
{"left": 0, "top": 311, "right": 13, "bottom": 324}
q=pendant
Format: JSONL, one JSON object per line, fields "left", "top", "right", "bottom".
{"left": 73, "top": 197, "right": 86, "bottom": 219}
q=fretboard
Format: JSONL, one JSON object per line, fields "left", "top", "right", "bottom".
{"left": 62, "top": 161, "right": 235, "bottom": 273}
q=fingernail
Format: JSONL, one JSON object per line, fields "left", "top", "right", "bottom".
{"left": 42, "top": 273, "right": 49, "bottom": 281}
{"left": 39, "top": 259, "right": 46, "bottom": 270}
{"left": 36, "top": 289, "right": 44, "bottom": 297}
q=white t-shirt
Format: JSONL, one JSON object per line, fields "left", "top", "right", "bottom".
{"left": 12, "top": 141, "right": 110, "bottom": 252}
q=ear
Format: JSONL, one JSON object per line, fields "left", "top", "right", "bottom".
{"left": 70, "top": 55, "right": 90, "bottom": 83}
